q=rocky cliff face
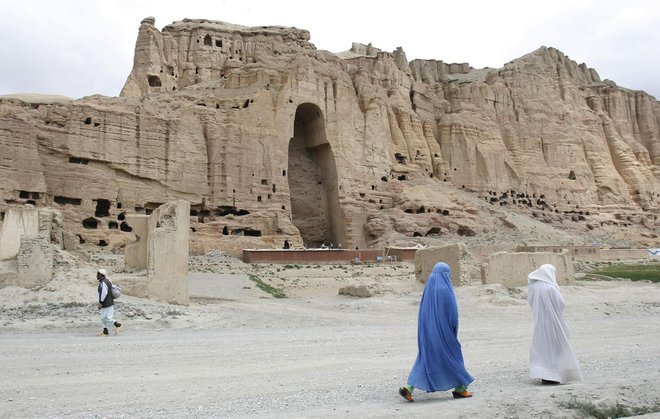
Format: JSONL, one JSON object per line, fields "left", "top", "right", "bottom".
{"left": 1, "top": 17, "right": 658, "bottom": 256}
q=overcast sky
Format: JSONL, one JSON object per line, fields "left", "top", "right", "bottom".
{"left": 1, "top": 0, "right": 658, "bottom": 99}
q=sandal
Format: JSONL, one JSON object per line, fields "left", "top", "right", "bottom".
{"left": 452, "top": 390, "right": 473, "bottom": 399}
{"left": 399, "top": 387, "right": 413, "bottom": 402}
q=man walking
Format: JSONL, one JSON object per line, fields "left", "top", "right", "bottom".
{"left": 97, "top": 269, "right": 122, "bottom": 336}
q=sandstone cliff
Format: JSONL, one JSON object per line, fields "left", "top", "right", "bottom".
{"left": 1, "top": 17, "right": 658, "bottom": 257}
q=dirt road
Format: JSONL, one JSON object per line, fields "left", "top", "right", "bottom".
{"left": 1, "top": 275, "right": 659, "bottom": 418}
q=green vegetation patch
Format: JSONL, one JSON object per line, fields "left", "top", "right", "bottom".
{"left": 248, "top": 274, "right": 287, "bottom": 298}
{"left": 588, "top": 263, "right": 660, "bottom": 283}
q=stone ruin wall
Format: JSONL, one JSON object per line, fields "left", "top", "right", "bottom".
{"left": 1, "top": 17, "right": 659, "bottom": 257}
{"left": 0, "top": 201, "right": 191, "bottom": 305}
{"left": 120, "top": 200, "right": 190, "bottom": 305}
{"left": 16, "top": 235, "right": 54, "bottom": 288}
{"left": 414, "top": 244, "right": 471, "bottom": 286}
{"left": 147, "top": 200, "right": 189, "bottom": 304}
{"left": 0, "top": 207, "right": 40, "bottom": 260}
{"left": 0, "top": 207, "right": 63, "bottom": 288}
{"left": 481, "top": 251, "right": 574, "bottom": 288}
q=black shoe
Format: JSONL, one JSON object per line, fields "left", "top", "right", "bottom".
{"left": 97, "top": 328, "right": 109, "bottom": 336}
{"left": 114, "top": 322, "right": 121, "bottom": 328}
{"left": 399, "top": 387, "right": 413, "bottom": 402}
{"left": 541, "top": 379, "right": 560, "bottom": 385}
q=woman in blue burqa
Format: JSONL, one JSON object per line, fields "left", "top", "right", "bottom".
{"left": 399, "top": 262, "right": 474, "bottom": 402}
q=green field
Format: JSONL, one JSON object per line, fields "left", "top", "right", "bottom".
{"left": 588, "top": 263, "right": 660, "bottom": 283}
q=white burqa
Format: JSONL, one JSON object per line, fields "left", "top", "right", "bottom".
{"left": 527, "top": 264, "right": 583, "bottom": 383}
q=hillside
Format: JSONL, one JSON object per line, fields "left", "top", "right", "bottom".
{"left": 0, "top": 17, "right": 658, "bottom": 258}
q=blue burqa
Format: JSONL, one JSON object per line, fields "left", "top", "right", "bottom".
{"left": 407, "top": 262, "right": 474, "bottom": 391}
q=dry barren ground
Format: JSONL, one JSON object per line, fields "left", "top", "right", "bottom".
{"left": 0, "top": 262, "right": 659, "bottom": 418}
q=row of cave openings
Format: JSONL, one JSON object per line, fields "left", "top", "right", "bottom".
{"left": 147, "top": 32, "right": 260, "bottom": 90}
{"left": 67, "top": 198, "right": 134, "bottom": 233}
{"left": 396, "top": 205, "right": 475, "bottom": 238}
{"left": 392, "top": 152, "right": 447, "bottom": 181}
{"left": 50, "top": 195, "right": 264, "bottom": 242}
{"left": 408, "top": 225, "right": 475, "bottom": 238}
{"left": 198, "top": 33, "right": 258, "bottom": 63}
{"left": 44, "top": 115, "right": 103, "bottom": 129}
{"left": 482, "top": 189, "right": 591, "bottom": 219}
{"left": 189, "top": 204, "right": 261, "bottom": 237}
{"left": 7, "top": 193, "right": 133, "bottom": 248}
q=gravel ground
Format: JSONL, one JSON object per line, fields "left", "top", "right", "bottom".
{"left": 0, "top": 265, "right": 659, "bottom": 418}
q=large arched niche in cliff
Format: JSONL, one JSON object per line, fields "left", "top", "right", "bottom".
{"left": 288, "top": 103, "right": 346, "bottom": 248}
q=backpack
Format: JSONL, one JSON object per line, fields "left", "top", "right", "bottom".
{"left": 111, "top": 283, "right": 122, "bottom": 299}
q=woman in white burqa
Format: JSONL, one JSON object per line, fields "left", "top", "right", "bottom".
{"left": 528, "top": 264, "right": 583, "bottom": 384}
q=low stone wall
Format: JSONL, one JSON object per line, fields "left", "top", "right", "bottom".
{"left": 414, "top": 244, "right": 468, "bottom": 286}
{"left": 517, "top": 245, "right": 657, "bottom": 262}
{"left": 481, "top": 251, "right": 573, "bottom": 287}
{"left": 111, "top": 273, "right": 148, "bottom": 301}
{"left": 575, "top": 248, "right": 656, "bottom": 262}
{"left": 0, "top": 207, "right": 61, "bottom": 289}
{"left": 0, "top": 260, "right": 18, "bottom": 287}
{"left": 243, "top": 249, "right": 384, "bottom": 263}
{"left": 517, "top": 245, "right": 599, "bottom": 258}
{"left": 384, "top": 248, "right": 418, "bottom": 262}
{"left": 0, "top": 235, "right": 54, "bottom": 288}
{"left": 17, "top": 235, "right": 54, "bottom": 288}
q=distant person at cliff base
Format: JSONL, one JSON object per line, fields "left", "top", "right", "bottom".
{"left": 527, "top": 264, "right": 582, "bottom": 384}
{"left": 399, "top": 262, "right": 474, "bottom": 402}
{"left": 97, "top": 269, "right": 122, "bottom": 336}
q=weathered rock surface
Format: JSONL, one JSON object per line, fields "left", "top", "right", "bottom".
{"left": 1, "top": 17, "right": 658, "bottom": 257}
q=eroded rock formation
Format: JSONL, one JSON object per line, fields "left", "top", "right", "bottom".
{"left": 1, "top": 17, "right": 658, "bottom": 257}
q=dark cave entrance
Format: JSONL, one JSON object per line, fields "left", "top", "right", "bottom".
{"left": 288, "top": 103, "right": 345, "bottom": 248}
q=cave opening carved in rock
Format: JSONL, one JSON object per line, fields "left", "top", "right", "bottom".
{"left": 288, "top": 103, "right": 345, "bottom": 248}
